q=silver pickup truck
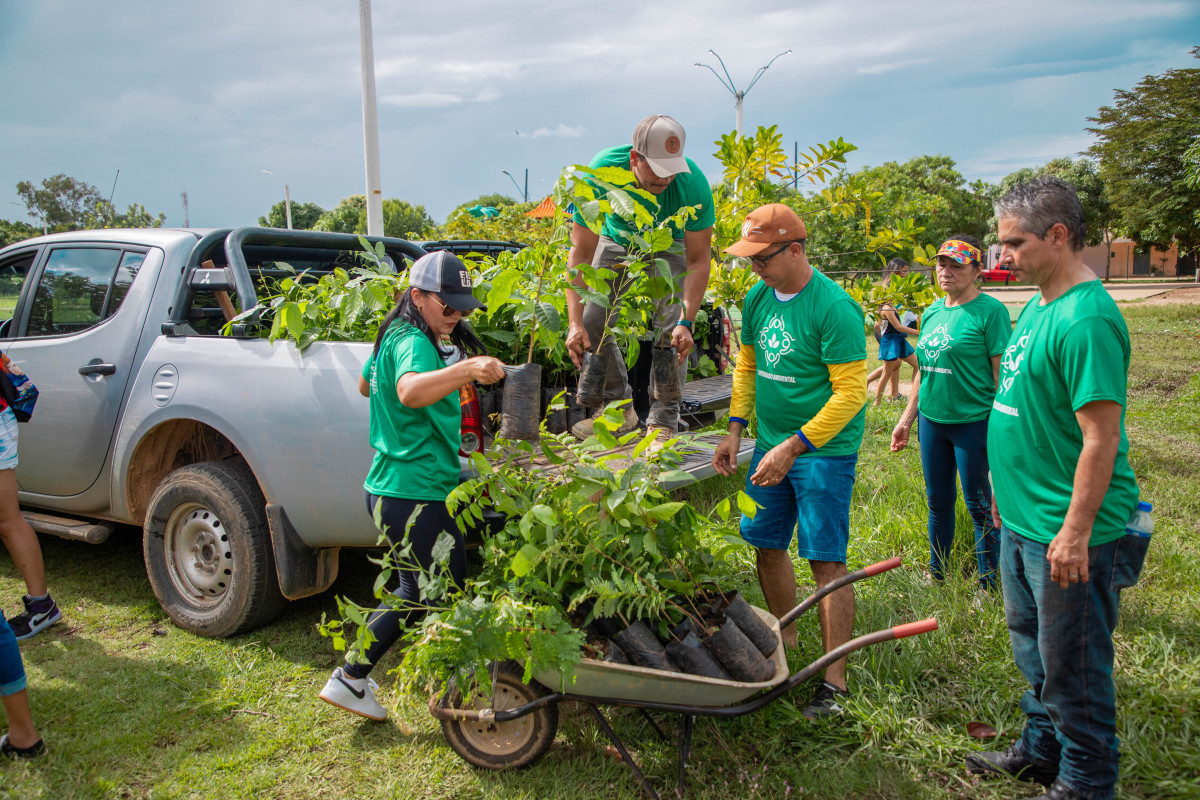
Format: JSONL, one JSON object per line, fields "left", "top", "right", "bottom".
{"left": 0, "top": 227, "right": 751, "bottom": 638}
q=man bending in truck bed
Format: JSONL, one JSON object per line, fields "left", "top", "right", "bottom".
{"left": 564, "top": 114, "right": 714, "bottom": 442}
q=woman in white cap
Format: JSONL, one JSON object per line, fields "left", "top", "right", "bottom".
{"left": 320, "top": 251, "right": 506, "bottom": 720}
{"left": 890, "top": 234, "right": 1011, "bottom": 590}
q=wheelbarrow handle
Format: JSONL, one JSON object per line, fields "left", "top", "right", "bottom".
{"left": 777, "top": 555, "right": 903, "bottom": 629}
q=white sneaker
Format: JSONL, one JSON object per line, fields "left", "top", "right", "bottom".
{"left": 319, "top": 666, "right": 387, "bottom": 721}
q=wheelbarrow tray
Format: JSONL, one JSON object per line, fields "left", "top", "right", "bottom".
{"left": 533, "top": 606, "right": 788, "bottom": 706}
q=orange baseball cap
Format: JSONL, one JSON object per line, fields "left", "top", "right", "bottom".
{"left": 724, "top": 204, "right": 808, "bottom": 257}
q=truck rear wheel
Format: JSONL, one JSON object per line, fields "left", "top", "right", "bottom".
{"left": 144, "top": 460, "right": 286, "bottom": 637}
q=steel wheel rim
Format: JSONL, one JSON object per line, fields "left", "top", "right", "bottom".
{"left": 458, "top": 680, "right": 537, "bottom": 756}
{"left": 164, "top": 501, "right": 233, "bottom": 608}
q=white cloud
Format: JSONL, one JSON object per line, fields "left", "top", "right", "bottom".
{"left": 858, "top": 58, "right": 932, "bottom": 75}
{"left": 521, "top": 124, "right": 586, "bottom": 140}
{"left": 381, "top": 92, "right": 464, "bottom": 107}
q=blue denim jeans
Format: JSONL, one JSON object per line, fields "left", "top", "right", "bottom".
{"left": 1000, "top": 525, "right": 1150, "bottom": 800}
{"left": 918, "top": 414, "right": 999, "bottom": 589}
{"left": 0, "top": 614, "right": 28, "bottom": 696}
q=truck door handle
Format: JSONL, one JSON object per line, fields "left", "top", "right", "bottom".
{"left": 79, "top": 363, "right": 117, "bottom": 376}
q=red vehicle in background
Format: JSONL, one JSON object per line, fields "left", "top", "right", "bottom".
{"left": 981, "top": 265, "right": 1015, "bottom": 285}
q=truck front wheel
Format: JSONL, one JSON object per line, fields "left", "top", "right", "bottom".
{"left": 144, "top": 460, "right": 286, "bottom": 637}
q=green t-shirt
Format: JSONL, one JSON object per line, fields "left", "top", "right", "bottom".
{"left": 740, "top": 271, "right": 867, "bottom": 455}
{"left": 987, "top": 281, "right": 1139, "bottom": 545}
{"left": 363, "top": 324, "right": 460, "bottom": 501}
{"left": 916, "top": 293, "right": 1012, "bottom": 423}
{"left": 571, "top": 145, "right": 715, "bottom": 243}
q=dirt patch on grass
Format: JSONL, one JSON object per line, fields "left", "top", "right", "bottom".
{"left": 1143, "top": 287, "right": 1200, "bottom": 305}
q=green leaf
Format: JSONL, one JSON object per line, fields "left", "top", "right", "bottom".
{"left": 575, "top": 287, "right": 611, "bottom": 308}
{"left": 431, "top": 531, "right": 455, "bottom": 564}
{"left": 534, "top": 301, "right": 561, "bottom": 334}
{"left": 736, "top": 491, "right": 759, "bottom": 519}
{"left": 646, "top": 502, "right": 685, "bottom": 521}
{"left": 487, "top": 268, "right": 522, "bottom": 313}
{"left": 594, "top": 424, "right": 619, "bottom": 450}
{"left": 607, "top": 189, "right": 637, "bottom": 221}
{"left": 578, "top": 199, "right": 602, "bottom": 225}
{"left": 510, "top": 543, "right": 542, "bottom": 577}
{"left": 531, "top": 504, "right": 558, "bottom": 527}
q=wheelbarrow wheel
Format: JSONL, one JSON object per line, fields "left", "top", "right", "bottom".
{"left": 439, "top": 661, "right": 558, "bottom": 770}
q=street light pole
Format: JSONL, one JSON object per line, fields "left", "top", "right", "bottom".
{"left": 262, "top": 170, "right": 293, "bottom": 229}
{"left": 502, "top": 170, "right": 529, "bottom": 203}
{"left": 695, "top": 49, "right": 791, "bottom": 138}
{"left": 358, "top": 0, "right": 384, "bottom": 236}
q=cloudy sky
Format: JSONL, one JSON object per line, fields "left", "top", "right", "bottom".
{"left": 1, "top": 0, "right": 1197, "bottom": 230}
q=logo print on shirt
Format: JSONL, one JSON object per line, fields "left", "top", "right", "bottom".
{"left": 998, "top": 334, "right": 1029, "bottom": 397}
{"left": 758, "top": 316, "right": 794, "bottom": 369}
{"left": 918, "top": 324, "right": 953, "bottom": 361}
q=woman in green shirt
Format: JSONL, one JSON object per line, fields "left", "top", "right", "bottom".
{"left": 320, "top": 251, "right": 506, "bottom": 721}
{"left": 890, "top": 235, "right": 1011, "bottom": 590}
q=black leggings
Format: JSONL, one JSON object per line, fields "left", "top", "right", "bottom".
{"left": 343, "top": 493, "right": 467, "bottom": 679}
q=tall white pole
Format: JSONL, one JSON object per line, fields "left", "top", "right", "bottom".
{"left": 735, "top": 93, "right": 744, "bottom": 139}
{"left": 284, "top": 184, "right": 293, "bottom": 229}
{"left": 359, "top": 0, "right": 384, "bottom": 236}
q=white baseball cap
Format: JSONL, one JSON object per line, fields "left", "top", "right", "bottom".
{"left": 631, "top": 115, "right": 691, "bottom": 178}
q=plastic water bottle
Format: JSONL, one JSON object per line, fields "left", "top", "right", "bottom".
{"left": 1126, "top": 501, "right": 1153, "bottom": 539}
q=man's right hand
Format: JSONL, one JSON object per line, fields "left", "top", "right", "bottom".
{"left": 566, "top": 323, "right": 591, "bottom": 369}
{"left": 890, "top": 423, "right": 910, "bottom": 451}
{"left": 712, "top": 432, "right": 741, "bottom": 476}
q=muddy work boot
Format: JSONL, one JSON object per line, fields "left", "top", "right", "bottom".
{"left": 570, "top": 406, "right": 639, "bottom": 441}
{"left": 965, "top": 743, "right": 1058, "bottom": 786}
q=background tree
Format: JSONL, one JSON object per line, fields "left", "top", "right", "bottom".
{"left": 258, "top": 201, "right": 325, "bottom": 230}
{"left": 453, "top": 193, "right": 518, "bottom": 213}
{"left": 380, "top": 198, "right": 433, "bottom": 239}
{"left": 985, "top": 158, "right": 1116, "bottom": 276}
{"left": 16, "top": 174, "right": 104, "bottom": 231}
{"left": 803, "top": 154, "right": 988, "bottom": 276}
{"left": 312, "top": 195, "right": 367, "bottom": 234}
{"left": 86, "top": 200, "right": 167, "bottom": 229}
{"left": 1087, "top": 47, "right": 1200, "bottom": 268}
{"left": 0, "top": 219, "right": 39, "bottom": 248}
{"left": 433, "top": 204, "right": 556, "bottom": 245}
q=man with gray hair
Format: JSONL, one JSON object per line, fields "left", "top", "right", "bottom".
{"left": 564, "top": 115, "right": 715, "bottom": 440}
{"left": 966, "top": 177, "right": 1148, "bottom": 800}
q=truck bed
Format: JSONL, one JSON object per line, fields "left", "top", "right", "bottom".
{"left": 512, "top": 432, "right": 756, "bottom": 490}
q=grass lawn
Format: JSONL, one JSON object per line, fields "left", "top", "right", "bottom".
{"left": 2, "top": 303, "right": 1198, "bottom": 800}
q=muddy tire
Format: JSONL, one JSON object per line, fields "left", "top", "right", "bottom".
{"left": 439, "top": 661, "right": 558, "bottom": 770}
{"left": 144, "top": 460, "right": 285, "bottom": 638}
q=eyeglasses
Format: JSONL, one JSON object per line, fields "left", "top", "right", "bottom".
{"left": 749, "top": 242, "right": 794, "bottom": 268}
{"left": 426, "top": 293, "right": 471, "bottom": 318}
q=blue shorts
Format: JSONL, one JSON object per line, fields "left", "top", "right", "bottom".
{"left": 739, "top": 449, "right": 857, "bottom": 562}
{"left": 0, "top": 408, "right": 17, "bottom": 471}
{"left": 878, "top": 333, "right": 914, "bottom": 362}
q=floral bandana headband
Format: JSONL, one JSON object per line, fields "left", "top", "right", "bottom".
{"left": 937, "top": 239, "right": 982, "bottom": 265}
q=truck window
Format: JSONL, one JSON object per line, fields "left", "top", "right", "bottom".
{"left": 0, "top": 252, "right": 36, "bottom": 336}
{"left": 25, "top": 247, "right": 132, "bottom": 337}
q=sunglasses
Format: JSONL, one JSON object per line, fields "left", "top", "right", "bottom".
{"left": 748, "top": 242, "right": 793, "bottom": 268}
{"left": 426, "top": 292, "right": 471, "bottom": 318}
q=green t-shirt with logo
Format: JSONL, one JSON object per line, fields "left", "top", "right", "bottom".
{"left": 987, "top": 281, "right": 1139, "bottom": 545}
{"left": 740, "top": 270, "right": 867, "bottom": 455}
{"left": 363, "top": 323, "right": 460, "bottom": 501}
{"left": 571, "top": 145, "right": 715, "bottom": 243}
{"left": 916, "top": 293, "right": 1012, "bottom": 423}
